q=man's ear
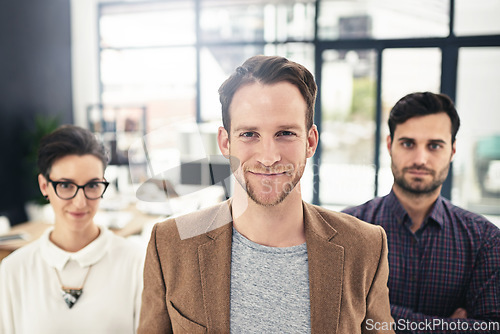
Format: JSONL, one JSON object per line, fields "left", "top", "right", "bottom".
{"left": 451, "top": 140, "right": 457, "bottom": 161}
{"left": 386, "top": 135, "right": 393, "bottom": 155}
{"left": 306, "top": 125, "right": 319, "bottom": 158}
{"left": 217, "top": 126, "right": 230, "bottom": 158}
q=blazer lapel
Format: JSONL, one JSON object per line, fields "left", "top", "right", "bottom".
{"left": 198, "top": 202, "right": 233, "bottom": 333}
{"left": 195, "top": 201, "right": 345, "bottom": 333}
{"left": 304, "top": 202, "right": 345, "bottom": 334}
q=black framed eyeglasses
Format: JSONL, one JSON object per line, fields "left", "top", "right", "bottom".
{"left": 47, "top": 177, "right": 109, "bottom": 200}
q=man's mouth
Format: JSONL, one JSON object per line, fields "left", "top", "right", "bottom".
{"left": 406, "top": 168, "right": 432, "bottom": 176}
{"left": 250, "top": 171, "right": 287, "bottom": 177}
{"left": 247, "top": 168, "right": 293, "bottom": 177}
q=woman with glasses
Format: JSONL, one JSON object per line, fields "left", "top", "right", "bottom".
{"left": 0, "top": 125, "right": 144, "bottom": 334}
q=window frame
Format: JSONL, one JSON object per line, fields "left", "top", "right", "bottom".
{"left": 96, "top": 0, "right": 500, "bottom": 206}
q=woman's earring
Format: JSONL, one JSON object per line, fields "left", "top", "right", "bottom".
{"left": 44, "top": 195, "right": 50, "bottom": 202}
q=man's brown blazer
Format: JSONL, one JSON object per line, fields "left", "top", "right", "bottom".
{"left": 138, "top": 200, "right": 394, "bottom": 333}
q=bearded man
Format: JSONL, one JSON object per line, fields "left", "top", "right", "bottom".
{"left": 343, "top": 92, "right": 500, "bottom": 333}
{"left": 138, "top": 55, "right": 394, "bottom": 334}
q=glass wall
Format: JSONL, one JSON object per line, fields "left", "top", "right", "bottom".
{"left": 454, "top": 0, "right": 500, "bottom": 36}
{"left": 96, "top": 0, "right": 500, "bottom": 217}
{"left": 199, "top": 0, "right": 316, "bottom": 43}
{"left": 319, "top": 49, "right": 377, "bottom": 205}
{"left": 454, "top": 47, "right": 500, "bottom": 218}
{"left": 318, "top": 0, "right": 449, "bottom": 39}
{"left": 99, "top": 2, "right": 198, "bottom": 132}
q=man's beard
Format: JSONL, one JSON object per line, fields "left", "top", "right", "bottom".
{"left": 230, "top": 157, "right": 305, "bottom": 207}
{"left": 392, "top": 162, "right": 450, "bottom": 196}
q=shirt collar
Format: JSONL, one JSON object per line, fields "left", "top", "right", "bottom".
{"left": 386, "top": 190, "right": 410, "bottom": 226}
{"left": 427, "top": 195, "right": 446, "bottom": 228}
{"left": 388, "top": 189, "right": 446, "bottom": 229}
{"left": 40, "top": 226, "right": 113, "bottom": 270}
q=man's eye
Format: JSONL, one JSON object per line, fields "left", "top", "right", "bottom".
{"left": 402, "top": 142, "right": 413, "bottom": 148}
{"left": 279, "top": 131, "right": 295, "bottom": 137}
{"left": 429, "top": 143, "right": 441, "bottom": 150}
{"left": 240, "top": 132, "right": 255, "bottom": 138}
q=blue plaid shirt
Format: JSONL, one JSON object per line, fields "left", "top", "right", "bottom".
{"left": 343, "top": 190, "right": 500, "bottom": 333}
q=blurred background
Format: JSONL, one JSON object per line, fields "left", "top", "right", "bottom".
{"left": 0, "top": 0, "right": 499, "bottom": 228}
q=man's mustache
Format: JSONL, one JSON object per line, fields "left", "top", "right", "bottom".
{"left": 403, "top": 165, "right": 434, "bottom": 175}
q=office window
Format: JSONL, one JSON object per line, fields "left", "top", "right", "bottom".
{"left": 454, "top": 47, "right": 500, "bottom": 216}
{"left": 264, "top": 43, "right": 315, "bottom": 72}
{"left": 99, "top": 2, "right": 197, "bottom": 133}
{"left": 200, "top": 0, "right": 315, "bottom": 43}
{"left": 92, "top": 0, "right": 500, "bottom": 215}
{"left": 100, "top": 47, "right": 197, "bottom": 129}
{"left": 319, "top": 49, "right": 377, "bottom": 205}
{"left": 318, "top": 0, "right": 449, "bottom": 40}
{"left": 100, "top": 2, "right": 196, "bottom": 47}
{"left": 454, "top": 0, "right": 500, "bottom": 36}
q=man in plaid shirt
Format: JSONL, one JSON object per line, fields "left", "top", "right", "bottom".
{"left": 343, "top": 92, "right": 499, "bottom": 333}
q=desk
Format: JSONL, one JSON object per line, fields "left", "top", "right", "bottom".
{"left": 0, "top": 205, "right": 163, "bottom": 262}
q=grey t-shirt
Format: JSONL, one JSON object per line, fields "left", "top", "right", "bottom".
{"left": 230, "top": 227, "right": 311, "bottom": 333}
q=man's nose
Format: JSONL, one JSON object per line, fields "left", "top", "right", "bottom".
{"left": 256, "top": 138, "right": 281, "bottom": 167}
{"left": 412, "top": 147, "right": 429, "bottom": 166}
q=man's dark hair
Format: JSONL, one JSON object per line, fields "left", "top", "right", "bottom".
{"left": 388, "top": 92, "right": 460, "bottom": 143}
{"left": 218, "top": 55, "right": 317, "bottom": 133}
{"left": 37, "top": 125, "right": 108, "bottom": 178}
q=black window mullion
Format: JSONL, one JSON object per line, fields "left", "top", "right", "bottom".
{"left": 439, "top": 0, "right": 458, "bottom": 200}
{"left": 440, "top": 43, "right": 459, "bottom": 200}
{"left": 374, "top": 47, "right": 383, "bottom": 197}
{"left": 312, "top": 44, "right": 323, "bottom": 205}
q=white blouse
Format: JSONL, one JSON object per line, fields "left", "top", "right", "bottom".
{"left": 0, "top": 226, "right": 145, "bottom": 334}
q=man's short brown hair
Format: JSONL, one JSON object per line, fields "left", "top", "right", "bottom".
{"left": 388, "top": 92, "right": 460, "bottom": 144}
{"left": 218, "top": 55, "right": 317, "bottom": 132}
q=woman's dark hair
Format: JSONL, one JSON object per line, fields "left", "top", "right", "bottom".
{"left": 37, "top": 125, "right": 108, "bottom": 178}
{"left": 219, "top": 55, "right": 317, "bottom": 133}
{"left": 388, "top": 92, "right": 460, "bottom": 143}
